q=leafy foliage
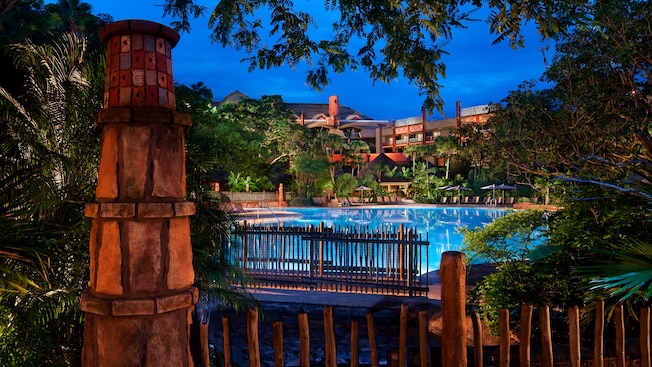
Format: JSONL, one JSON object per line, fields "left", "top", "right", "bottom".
{"left": 162, "top": 0, "right": 590, "bottom": 113}
{"left": 461, "top": 210, "right": 575, "bottom": 332}
{"left": 460, "top": 210, "right": 547, "bottom": 263}
{"left": 0, "top": 23, "right": 105, "bottom": 366}
{"left": 472, "top": 1, "right": 652, "bottom": 202}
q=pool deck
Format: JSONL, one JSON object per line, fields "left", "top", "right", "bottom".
{"left": 246, "top": 264, "right": 496, "bottom": 310}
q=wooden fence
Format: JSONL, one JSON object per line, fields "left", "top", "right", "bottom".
{"left": 232, "top": 222, "right": 430, "bottom": 296}
{"left": 204, "top": 252, "right": 651, "bottom": 367}
{"left": 208, "top": 302, "right": 649, "bottom": 367}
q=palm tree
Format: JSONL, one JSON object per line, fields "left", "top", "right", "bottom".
{"left": 0, "top": 32, "right": 104, "bottom": 365}
{"left": 435, "top": 136, "right": 460, "bottom": 179}
{"left": 346, "top": 139, "right": 370, "bottom": 177}
{"left": 403, "top": 144, "right": 421, "bottom": 171}
{"left": 45, "top": 0, "right": 95, "bottom": 36}
{"left": 315, "top": 130, "right": 344, "bottom": 184}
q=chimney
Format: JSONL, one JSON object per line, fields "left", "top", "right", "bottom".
{"left": 329, "top": 95, "right": 339, "bottom": 127}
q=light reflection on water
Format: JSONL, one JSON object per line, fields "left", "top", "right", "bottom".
{"left": 277, "top": 206, "right": 509, "bottom": 271}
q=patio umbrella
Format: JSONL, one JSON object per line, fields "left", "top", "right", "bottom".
{"left": 354, "top": 185, "right": 373, "bottom": 202}
{"left": 446, "top": 185, "right": 472, "bottom": 203}
{"left": 481, "top": 183, "right": 517, "bottom": 203}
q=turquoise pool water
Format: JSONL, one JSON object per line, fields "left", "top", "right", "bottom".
{"left": 276, "top": 206, "right": 508, "bottom": 271}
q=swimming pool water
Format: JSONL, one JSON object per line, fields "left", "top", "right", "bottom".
{"left": 276, "top": 206, "right": 508, "bottom": 271}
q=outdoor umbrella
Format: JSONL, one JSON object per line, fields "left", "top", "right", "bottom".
{"left": 481, "top": 183, "right": 517, "bottom": 203}
{"left": 446, "top": 185, "right": 472, "bottom": 203}
{"left": 354, "top": 185, "right": 373, "bottom": 202}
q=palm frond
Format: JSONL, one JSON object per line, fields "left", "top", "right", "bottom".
{"left": 576, "top": 239, "right": 652, "bottom": 303}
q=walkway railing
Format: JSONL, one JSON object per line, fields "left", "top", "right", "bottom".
{"left": 232, "top": 222, "right": 430, "bottom": 296}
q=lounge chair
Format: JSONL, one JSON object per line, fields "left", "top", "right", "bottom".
{"left": 471, "top": 196, "right": 480, "bottom": 204}
{"left": 450, "top": 196, "right": 459, "bottom": 205}
{"left": 224, "top": 202, "right": 245, "bottom": 212}
{"left": 439, "top": 196, "right": 448, "bottom": 204}
{"left": 349, "top": 197, "right": 363, "bottom": 206}
{"left": 390, "top": 195, "right": 401, "bottom": 204}
{"left": 505, "top": 197, "right": 515, "bottom": 205}
{"left": 383, "top": 196, "right": 391, "bottom": 204}
{"left": 311, "top": 197, "right": 324, "bottom": 206}
{"left": 461, "top": 196, "right": 469, "bottom": 204}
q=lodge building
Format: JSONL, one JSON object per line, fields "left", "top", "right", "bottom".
{"left": 216, "top": 91, "right": 493, "bottom": 162}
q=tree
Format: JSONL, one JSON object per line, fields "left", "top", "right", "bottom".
{"left": 291, "top": 152, "right": 330, "bottom": 197}
{"left": 435, "top": 136, "right": 460, "bottom": 180}
{"left": 162, "top": 0, "right": 589, "bottom": 113}
{"left": 315, "top": 130, "right": 345, "bottom": 184}
{"left": 0, "top": 30, "right": 105, "bottom": 365}
{"left": 344, "top": 139, "right": 370, "bottom": 177}
{"left": 458, "top": 0, "right": 652, "bottom": 318}
{"left": 477, "top": 1, "right": 652, "bottom": 203}
{"left": 460, "top": 210, "right": 571, "bottom": 331}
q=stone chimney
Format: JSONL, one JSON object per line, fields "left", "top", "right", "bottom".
{"left": 81, "top": 20, "right": 198, "bottom": 367}
{"left": 328, "top": 95, "right": 339, "bottom": 127}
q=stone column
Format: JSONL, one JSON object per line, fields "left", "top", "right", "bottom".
{"left": 81, "top": 20, "right": 197, "bottom": 367}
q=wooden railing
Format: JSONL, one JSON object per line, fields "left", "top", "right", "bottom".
{"left": 232, "top": 222, "right": 430, "bottom": 296}
{"left": 206, "top": 252, "right": 651, "bottom": 367}
{"left": 216, "top": 304, "right": 423, "bottom": 367}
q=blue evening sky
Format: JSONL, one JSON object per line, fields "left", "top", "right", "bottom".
{"left": 82, "top": 0, "right": 552, "bottom": 120}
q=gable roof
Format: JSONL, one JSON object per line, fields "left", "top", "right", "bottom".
{"left": 285, "top": 102, "right": 374, "bottom": 121}
{"left": 222, "top": 90, "right": 249, "bottom": 103}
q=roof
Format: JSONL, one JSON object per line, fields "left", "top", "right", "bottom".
{"left": 285, "top": 102, "right": 375, "bottom": 121}
{"left": 212, "top": 90, "right": 251, "bottom": 108}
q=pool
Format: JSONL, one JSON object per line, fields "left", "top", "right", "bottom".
{"left": 271, "top": 206, "right": 509, "bottom": 271}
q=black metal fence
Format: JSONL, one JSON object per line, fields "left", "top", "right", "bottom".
{"left": 231, "top": 222, "right": 430, "bottom": 296}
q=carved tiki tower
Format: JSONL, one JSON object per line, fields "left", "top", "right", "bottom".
{"left": 81, "top": 20, "right": 197, "bottom": 367}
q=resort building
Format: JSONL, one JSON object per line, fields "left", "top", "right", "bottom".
{"left": 380, "top": 103, "right": 493, "bottom": 154}
{"left": 215, "top": 91, "right": 493, "bottom": 165}
{"left": 285, "top": 95, "right": 391, "bottom": 154}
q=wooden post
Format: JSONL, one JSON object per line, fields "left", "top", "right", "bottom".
{"left": 569, "top": 305, "right": 581, "bottom": 367}
{"left": 200, "top": 323, "right": 210, "bottom": 367}
{"left": 366, "top": 313, "right": 379, "bottom": 367}
{"left": 440, "top": 251, "right": 467, "bottom": 367}
{"left": 324, "top": 306, "right": 337, "bottom": 367}
{"left": 351, "top": 320, "right": 360, "bottom": 367}
{"left": 247, "top": 308, "right": 261, "bottom": 367}
{"left": 519, "top": 304, "right": 533, "bottom": 367}
{"left": 499, "top": 308, "right": 510, "bottom": 367}
{"left": 273, "top": 321, "right": 284, "bottom": 367}
{"left": 615, "top": 305, "right": 625, "bottom": 367}
{"left": 299, "top": 312, "right": 310, "bottom": 367}
{"left": 594, "top": 300, "right": 604, "bottom": 367}
{"left": 472, "top": 312, "right": 483, "bottom": 367}
{"left": 223, "top": 316, "right": 233, "bottom": 367}
{"left": 419, "top": 310, "right": 431, "bottom": 367}
{"left": 399, "top": 304, "right": 408, "bottom": 367}
{"left": 319, "top": 222, "right": 324, "bottom": 276}
{"left": 641, "top": 307, "right": 651, "bottom": 367}
{"left": 539, "top": 305, "right": 553, "bottom": 367}
{"left": 399, "top": 224, "right": 405, "bottom": 280}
